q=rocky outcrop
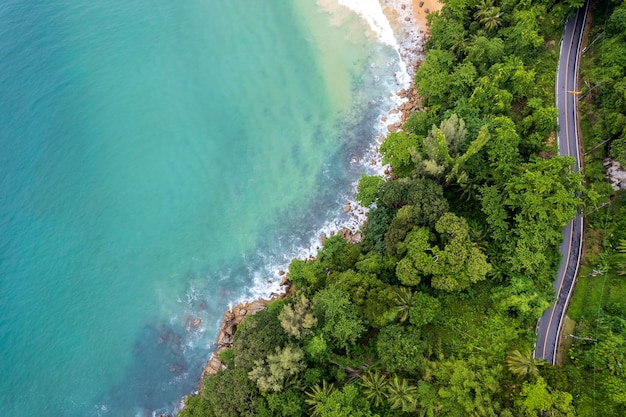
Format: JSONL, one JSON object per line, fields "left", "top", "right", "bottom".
{"left": 200, "top": 299, "right": 269, "bottom": 380}
{"left": 339, "top": 226, "right": 364, "bottom": 244}
{"left": 387, "top": 84, "right": 424, "bottom": 133}
{"left": 398, "top": 85, "right": 423, "bottom": 123}
{"left": 199, "top": 281, "right": 294, "bottom": 391}
{"left": 605, "top": 159, "right": 626, "bottom": 190}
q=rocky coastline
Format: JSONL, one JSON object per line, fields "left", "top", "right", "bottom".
{"left": 199, "top": 276, "right": 295, "bottom": 387}
{"left": 194, "top": 11, "right": 427, "bottom": 399}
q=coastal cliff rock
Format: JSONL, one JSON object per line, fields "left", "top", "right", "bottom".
{"left": 199, "top": 282, "right": 293, "bottom": 389}
{"left": 339, "top": 227, "right": 364, "bottom": 244}
{"left": 398, "top": 84, "right": 423, "bottom": 124}
{"left": 202, "top": 299, "right": 268, "bottom": 376}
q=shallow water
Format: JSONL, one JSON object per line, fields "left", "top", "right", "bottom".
{"left": 0, "top": 0, "right": 405, "bottom": 415}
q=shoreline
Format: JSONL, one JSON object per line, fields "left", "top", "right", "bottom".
{"left": 179, "top": 0, "right": 440, "bottom": 412}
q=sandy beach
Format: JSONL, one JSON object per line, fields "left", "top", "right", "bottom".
{"left": 379, "top": 0, "right": 442, "bottom": 74}
{"left": 411, "top": 0, "right": 443, "bottom": 27}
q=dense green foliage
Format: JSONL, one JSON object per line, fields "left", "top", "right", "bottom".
{"left": 176, "top": 0, "right": 626, "bottom": 416}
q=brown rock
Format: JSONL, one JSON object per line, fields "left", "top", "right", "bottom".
{"left": 187, "top": 317, "right": 202, "bottom": 330}
{"left": 419, "top": 1, "right": 424, "bottom": 7}
{"left": 203, "top": 352, "right": 227, "bottom": 378}
{"left": 224, "top": 310, "right": 235, "bottom": 322}
{"left": 246, "top": 300, "right": 269, "bottom": 315}
{"left": 169, "top": 364, "right": 184, "bottom": 373}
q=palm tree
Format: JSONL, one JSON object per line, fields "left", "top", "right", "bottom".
{"left": 616, "top": 239, "right": 626, "bottom": 254}
{"left": 467, "top": 219, "right": 489, "bottom": 252}
{"left": 386, "top": 375, "right": 417, "bottom": 412}
{"left": 394, "top": 287, "right": 414, "bottom": 323}
{"left": 360, "top": 371, "right": 389, "bottom": 408}
{"left": 305, "top": 380, "right": 334, "bottom": 416}
{"left": 474, "top": 0, "right": 502, "bottom": 32}
{"left": 451, "top": 32, "right": 468, "bottom": 57}
{"left": 506, "top": 350, "right": 545, "bottom": 379}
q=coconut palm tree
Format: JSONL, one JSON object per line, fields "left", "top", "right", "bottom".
{"left": 360, "top": 371, "right": 389, "bottom": 408}
{"left": 386, "top": 375, "right": 417, "bottom": 412}
{"left": 468, "top": 219, "right": 489, "bottom": 252}
{"left": 394, "top": 287, "right": 414, "bottom": 323}
{"left": 506, "top": 349, "right": 545, "bottom": 379}
{"left": 474, "top": 0, "right": 503, "bottom": 32}
{"left": 616, "top": 239, "right": 626, "bottom": 254}
{"left": 305, "top": 380, "right": 335, "bottom": 416}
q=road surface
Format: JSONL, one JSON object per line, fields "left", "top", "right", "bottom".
{"left": 534, "top": 2, "right": 588, "bottom": 365}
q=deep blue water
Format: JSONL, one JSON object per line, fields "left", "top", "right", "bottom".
{"left": 0, "top": 1, "right": 402, "bottom": 415}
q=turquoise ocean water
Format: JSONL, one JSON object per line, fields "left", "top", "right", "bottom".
{"left": 0, "top": 1, "right": 405, "bottom": 415}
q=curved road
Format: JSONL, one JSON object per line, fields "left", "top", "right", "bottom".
{"left": 534, "top": 2, "right": 588, "bottom": 364}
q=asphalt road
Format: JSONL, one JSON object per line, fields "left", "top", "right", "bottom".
{"left": 533, "top": 2, "right": 588, "bottom": 365}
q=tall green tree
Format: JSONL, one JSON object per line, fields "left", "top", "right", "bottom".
{"left": 313, "top": 287, "right": 366, "bottom": 352}
{"left": 380, "top": 131, "right": 418, "bottom": 178}
{"left": 279, "top": 293, "right": 317, "bottom": 338}
{"left": 434, "top": 356, "right": 503, "bottom": 416}
{"left": 203, "top": 368, "right": 265, "bottom": 417}
{"left": 515, "top": 377, "right": 575, "bottom": 417}
{"left": 233, "top": 309, "right": 287, "bottom": 370}
{"left": 376, "top": 324, "right": 427, "bottom": 374}
{"left": 248, "top": 344, "right": 306, "bottom": 392}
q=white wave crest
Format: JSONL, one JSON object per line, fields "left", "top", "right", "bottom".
{"left": 336, "top": 0, "right": 399, "bottom": 48}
